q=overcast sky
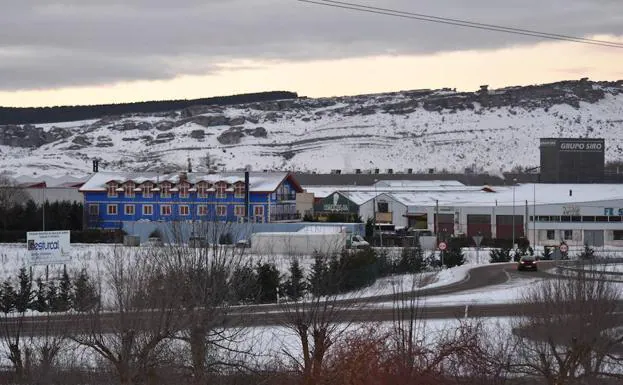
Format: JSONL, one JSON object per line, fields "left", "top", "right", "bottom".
{"left": 1, "top": 0, "right": 622, "bottom": 106}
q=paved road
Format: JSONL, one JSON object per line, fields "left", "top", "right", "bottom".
{"left": 2, "top": 260, "right": 620, "bottom": 337}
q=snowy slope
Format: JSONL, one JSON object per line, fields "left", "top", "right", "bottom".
{"left": 1, "top": 79, "right": 622, "bottom": 179}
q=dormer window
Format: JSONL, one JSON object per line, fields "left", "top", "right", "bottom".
{"left": 179, "top": 182, "right": 189, "bottom": 199}
{"left": 234, "top": 182, "right": 245, "bottom": 198}
{"left": 197, "top": 182, "right": 210, "bottom": 198}
{"left": 107, "top": 183, "right": 118, "bottom": 198}
{"left": 124, "top": 182, "right": 135, "bottom": 198}
{"left": 161, "top": 182, "right": 171, "bottom": 198}
{"left": 215, "top": 182, "right": 227, "bottom": 199}
{"left": 142, "top": 183, "right": 153, "bottom": 198}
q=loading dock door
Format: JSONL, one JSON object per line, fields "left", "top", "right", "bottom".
{"left": 584, "top": 230, "right": 604, "bottom": 247}
{"left": 434, "top": 214, "right": 455, "bottom": 236}
{"left": 467, "top": 215, "right": 492, "bottom": 238}
{"left": 496, "top": 215, "right": 525, "bottom": 240}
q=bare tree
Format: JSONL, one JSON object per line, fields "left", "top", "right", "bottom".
{"left": 511, "top": 264, "right": 623, "bottom": 385}
{"left": 25, "top": 311, "right": 72, "bottom": 384}
{"left": 72, "top": 246, "right": 183, "bottom": 385}
{"left": 278, "top": 250, "right": 363, "bottom": 385}
{"left": 154, "top": 220, "right": 257, "bottom": 384}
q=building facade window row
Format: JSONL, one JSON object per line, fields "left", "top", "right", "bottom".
{"left": 530, "top": 215, "right": 623, "bottom": 223}
{"left": 106, "top": 181, "right": 249, "bottom": 200}
{"left": 92, "top": 203, "right": 265, "bottom": 219}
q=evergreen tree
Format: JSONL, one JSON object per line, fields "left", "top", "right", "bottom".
{"left": 376, "top": 249, "right": 395, "bottom": 278}
{"left": 73, "top": 269, "right": 99, "bottom": 312}
{"left": 14, "top": 268, "right": 33, "bottom": 313}
{"left": 255, "top": 262, "right": 281, "bottom": 304}
{"left": 365, "top": 218, "right": 375, "bottom": 240}
{"left": 54, "top": 270, "right": 72, "bottom": 312}
{"left": 579, "top": 244, "right": 595, "bottom": 260}
{"left": 339, "top": 248, "right": 379, "bottom": 293}
{"left": 398, "top": 245, "right": 424, "bottom": 274}
{"left": 489, "top": 248, "right": 512, "bottom": 263}
{"left": 230, "top": 264, "right": 258, "bottom": 304}
{"left": 308, "top": 253, "right": 328, "bottom": 297}
{"left": 47, "top": 281, "right": 60, "bottom": 312}
{"left": 444, "top": 238, "right": 466, "bottom": 268}
{"left": 283, "top": 259, "right": 306, "bottom": 301}
{"left": 33, "top": 278, "right": 49, "bottom": 312}
{"left": 0, "top": 280, "right": 16, "bottom": 314}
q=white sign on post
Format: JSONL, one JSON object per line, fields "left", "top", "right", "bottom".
{"left": 27, "top": 231, "right": 71, "bottom": 265}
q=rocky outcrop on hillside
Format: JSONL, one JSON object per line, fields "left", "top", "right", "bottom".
{"left": 0, "top": 124, "right": 72, "bottom": 147}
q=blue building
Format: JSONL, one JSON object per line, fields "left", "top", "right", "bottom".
{"left": 79, "top": 171, "right": 304, "bottom": 229}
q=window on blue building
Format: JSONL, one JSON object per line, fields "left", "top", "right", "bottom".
{"left": 161, "top": 183, "right": 172, "bottom": 198}
{"left": 180, "top": 205, "right": 190, "bottom": 216}
{"left": 198, "top": 205, "right": 208, "bottom": 216}
{"left": 107, "top": 183, "right": 118, "bottom": 198}
{"left": 124, "top": 182, "right": 135, "bottom": 198}
{"left": 254, "top": 206, "right": 264, "bottom": 222}
{"left": 124, "top": 204, "right": 135, "bottom": 215}
{"left": 142, "top": 183, "right": 153, "bottom": 198}
{"left": 235, "top": 205, "right": 245, "bottom": 217}
{"left": 234, "top": 183, "right": 245, "bottom": 198}
{"left": 161, "top": 205, "right": 172, "bottom": 216}
{"left": 216, "top": 205, "right": 227, "bottom": 216}
{"left": 107, "top": 204, "right": 118, "bottom": 215}
{"left": 143, "top": 205, "right": 153, "bottom": 215}
{"left": 197, "top": 182, "right": 210, "bottom": 198}
{"left": 216, "top": 183, "right": 227, "bottom": 198}
{"left": 179, "top": 183, "right": 190, "bottom": 199}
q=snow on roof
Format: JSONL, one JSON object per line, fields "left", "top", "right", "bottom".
{"left": 304, "top": 184, "right": 484, "bottom": 200}
{"left": 340, "top": 191, "right": 380, "bottom": 205}
{"left": 13, "top": 175, "right": 89, "bottom": 188}
{"left": 373, "top": 180, "right": 464, "bottom": 188}
{"left": 397, "top": 184, "right": 623, "bottom": 207}
{"left": 297, "top": 225, "right": 346, "bottom": 234}
{"left": 79, "top": 171, "right": 292, "bottom": 192}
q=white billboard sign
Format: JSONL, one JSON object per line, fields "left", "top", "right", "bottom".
{"left": 27, "top": 231, "right": 71, "bottom": 265}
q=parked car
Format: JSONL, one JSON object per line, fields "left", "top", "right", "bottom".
{"left": 347, "top": 234, "right": 370, "bottom": 249}
{"left": 517, "top": 255, "right": 537, "bottom": 271}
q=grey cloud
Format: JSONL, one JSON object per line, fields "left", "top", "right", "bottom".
{"left": 1, "top": 0, "right": 622, "bottom": 90}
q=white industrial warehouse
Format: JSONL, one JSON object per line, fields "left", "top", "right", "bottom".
{"left": 306, "top": 180, "right": 623, "bottom": 247}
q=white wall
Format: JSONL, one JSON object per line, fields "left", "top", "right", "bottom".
{"left": 359, "top": 194, "right": 408, "bottom": 228}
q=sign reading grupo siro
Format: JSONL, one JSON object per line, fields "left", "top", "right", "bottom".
{"left": 26, "top": 230, "right": 71, "bottom": 265}
{"left": 559, "top": 141, "right": 604, "bottom": 152}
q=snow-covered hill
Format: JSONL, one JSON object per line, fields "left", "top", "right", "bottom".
{"left": 1, "top": 79, "right": 622, "bottom": 179}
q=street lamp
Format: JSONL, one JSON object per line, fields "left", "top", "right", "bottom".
{"left": 512, "top": 178, "right": 517, "bottom": 248}
{"left": 373, "top": 179, "right": 383, "bottom": 247}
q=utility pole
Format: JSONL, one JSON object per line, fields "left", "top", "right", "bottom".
{"left": 525, "top": 200, "right": 528, "bottom": 239}
{"left": 435, "top": 200, "right": 439, "bottom": 235}
{"left": 513, "top": 179, "right": 517, "bottom": 249}
{"left": 42, "top": 186, "right": 46, "bottom": 231}
{"left": 533, "top": 182, "right": 536, "bottom": 248}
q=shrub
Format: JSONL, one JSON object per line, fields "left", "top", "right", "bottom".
{"left": 218, "top": 232, "right": 233, "bottom": 245}
{"left": 444, "top": 237, "right": 465, "bottom": 268}
{"left": 283, "top": 259, "right": 307, "bottom": 301}
{"left": 579, "top": 244, "right": 595, "bottom": 260}
{"left": 490, "top": 248, "right": 512, "bottom": 263}
{"left": 397, "top": 247, "right": 424, "bottom": 274}
{"left": 541, "top": 246, "right": 552, "bottom": 260}
{"left": 255, "top": 262, "right": 281, "bottom": 303}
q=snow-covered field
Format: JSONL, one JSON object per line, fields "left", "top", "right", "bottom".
{"left": 0, "top": 243, "right": 481, "bottom": 300}
{"left": 2, "top": 242, "right": 621, "bottom": 308}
